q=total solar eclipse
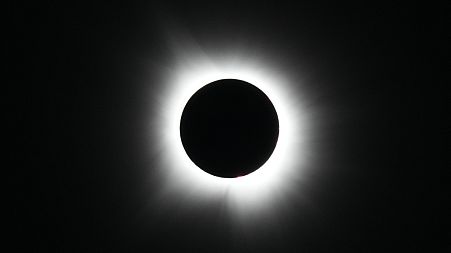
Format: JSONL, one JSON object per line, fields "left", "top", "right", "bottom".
{"left": 180, "top": 79, "right": 279, "bottom": 178}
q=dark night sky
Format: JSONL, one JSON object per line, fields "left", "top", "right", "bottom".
{"left": 10, "top": 1, "right": 443, "bottom": 252}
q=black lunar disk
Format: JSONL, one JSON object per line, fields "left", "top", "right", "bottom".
{"left": 180, "top": 79, "right": 279, "bottom": 178}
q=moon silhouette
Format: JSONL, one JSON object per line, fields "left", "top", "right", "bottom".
{"left": 180, "top": 79, "right": 279, "bottom": 178}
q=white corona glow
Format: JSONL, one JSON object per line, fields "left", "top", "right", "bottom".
{"left": 149, "top": 44, "right": 311, "bottom": 220}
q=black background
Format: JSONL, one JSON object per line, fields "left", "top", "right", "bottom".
{"left": 10, "top": 1, "right": 442, "bottom": 252}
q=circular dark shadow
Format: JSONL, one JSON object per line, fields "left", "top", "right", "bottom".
{"left": 180, "top": 79, "right": 279, "bottom": 178}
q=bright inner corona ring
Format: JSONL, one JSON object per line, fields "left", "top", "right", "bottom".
{"left": 150, "top": 50, "right": 310, "bottom": 217}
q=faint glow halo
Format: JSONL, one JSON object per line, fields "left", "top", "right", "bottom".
{"left": 150, "top": 44, "right": 310, "bottom": 216}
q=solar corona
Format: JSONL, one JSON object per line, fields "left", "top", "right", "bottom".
{"left": 148, "top": 45, "right": 312, "bottom": 218}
